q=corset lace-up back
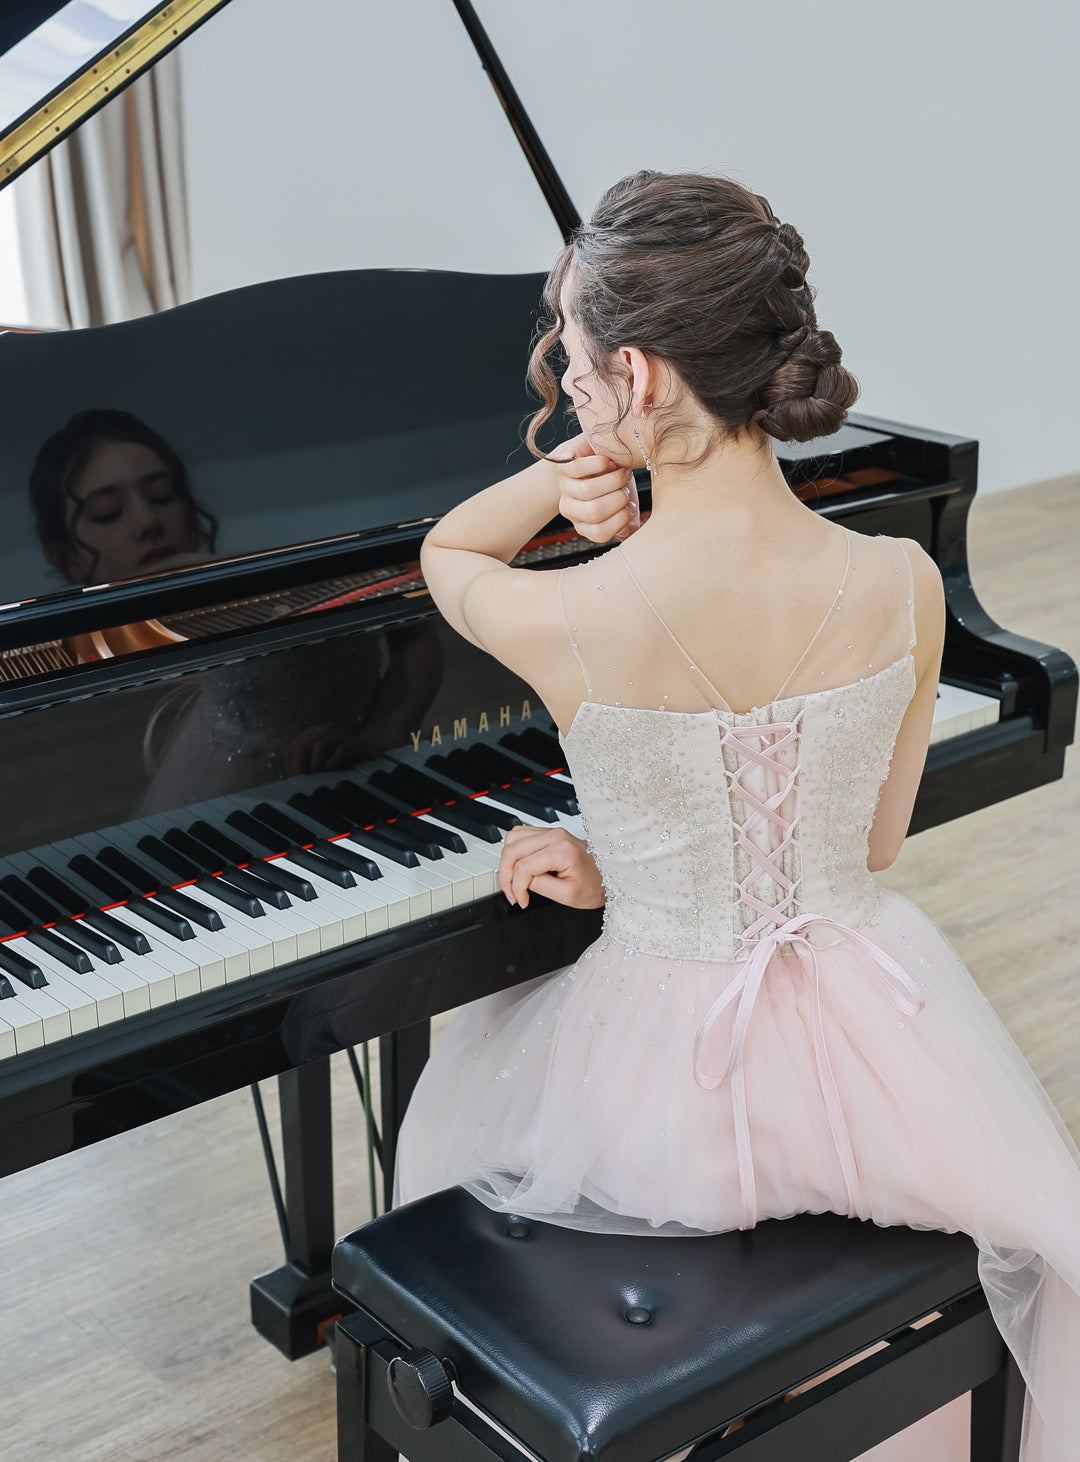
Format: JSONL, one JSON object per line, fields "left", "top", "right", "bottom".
{"left": 557, "top": 529, "right": 919, "bottom": 960}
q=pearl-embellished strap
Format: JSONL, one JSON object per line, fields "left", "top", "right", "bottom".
{"left": 557, "top": 566, "right": 592, "bottom": 697}
{"left": 772, "top": 527, "right": 853, "bottom": 701}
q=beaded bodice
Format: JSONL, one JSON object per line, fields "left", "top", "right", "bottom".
{"left": 556, "top": 531, "right": 920, "bottom": 963}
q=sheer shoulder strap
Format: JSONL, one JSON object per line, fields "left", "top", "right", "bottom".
{"left": 772, "top": 528, "right": 853, "bottom": 700}
{"left": 897, "top": 536, "right": 918, "bottom": 649}
{"left": 615, "top": 546, "right": 733, "bottom": 711}
{"left": 558, "top": 564, "right": 593, "bottom": 699}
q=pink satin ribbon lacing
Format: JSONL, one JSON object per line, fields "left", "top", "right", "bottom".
{"left": 722, "top": 719, "right": 801, "bottom": 942}
{"left": 691, "top": 911, "right": 926, "bottom": 1231}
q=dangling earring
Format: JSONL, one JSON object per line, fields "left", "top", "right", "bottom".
{"left": 632, "top": 403, "right": 653, "bottom": 475}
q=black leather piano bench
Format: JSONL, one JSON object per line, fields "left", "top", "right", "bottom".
{"left": 331, "top": 1186, "right": 1025, "bottom": 1462}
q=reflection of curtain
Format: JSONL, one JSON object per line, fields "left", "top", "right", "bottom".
{"left": 14, "top": 53, "right": 190, "bottom": 329}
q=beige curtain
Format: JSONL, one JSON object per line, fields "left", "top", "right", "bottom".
{"left": 13, "top": 52, "right": 190, "bottom": 329}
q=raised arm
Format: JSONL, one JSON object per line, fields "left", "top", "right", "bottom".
{"left": 866, "top": 540, "right": 946, "bottom": 872}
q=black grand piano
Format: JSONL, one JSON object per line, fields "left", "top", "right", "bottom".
{"left": 0, "top": 0, "right": 1074, "bottom": 1363}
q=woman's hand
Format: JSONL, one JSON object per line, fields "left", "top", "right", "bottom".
{"left": 554, "top": 435, "right": 640, "bottom": 543}
{"left": 498, "top": 824, "right": 606, "bottom": 910}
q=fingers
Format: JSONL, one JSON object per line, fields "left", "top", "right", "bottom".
{"left": 498, "top": 826, "right": 583, "bottom": 906}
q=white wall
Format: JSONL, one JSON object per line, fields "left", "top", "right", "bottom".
{"left": 178, "top": 0, "right": 1079, "bottom": 494}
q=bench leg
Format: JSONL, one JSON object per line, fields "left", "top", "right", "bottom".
{"left": 970, "top": 1345, "right": 1025, "bottom": 1462}
{"left": 336, "top": 1317, "right": 398, "bottom": 1462}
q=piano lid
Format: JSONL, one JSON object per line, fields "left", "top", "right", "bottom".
{"left": 0, "top": 0, "right": 232, "bottom": 188}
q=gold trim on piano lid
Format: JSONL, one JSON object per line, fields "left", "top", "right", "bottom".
{"left": 0, "top": 0, "right": 233, "bottom": 187}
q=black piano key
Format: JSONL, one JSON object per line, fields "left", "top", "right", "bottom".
{"left": 284, "top": 847, "right": 357, "bottom": 888}
{"left": 463, "top": 742, "right": 538, "bottom": 785}
{"left": 97, "top": 844, "right": 163, "bottom": 895}
{"left": 0, "top": 943, "right": 47, "bottom": 989}
{"left": 429, "top": 751, "right": 488, "bottom": 793}
{"left": 371, "top": 819, "right": 443, "bottom": 862}
{"left": 398, "top": 812, "right": 467, "bottom": 855}
{"left": 304, "top": 784, "right": 365, "bottom": 829}
{"left": 372, "top": 763, "right": 465, "bottom": 808}
{"left": 0, "top": 874, "right": 63, "bottom": 927}
{"left": 322, "top": 779, "right": 398, "bottom": 826}
{"left": 287, "top": 792, "right": 350, "bottom": 837}
{"left": 69, "top": 853, "right": 135, "bottom": 903}
{"left": 493, "top": 732, "right": 551, "bottom": 773}
{"left": 252, "top": 801, "right": 321, "bottom": 846}
{"left": 220, "top": 867, "right": 291, "bottom": 910}
{"left": 163, "top": 827, "right": 222, "bottom": 875}
{"left": 225, "top": 810, "right": 286, "bottom": 855}
{"left": 62, "top": 920, "right": 123, "bottom": 965}
{"left": 83, "top": 908, "right": 152, "bottom": 955}
{"left": 309, "top": 840, "right": 380, "bottom": 881}
{"left": 0, "top": 971, "right": 14, "bottom": 999}
{"left": 197, "top": 877, "right": 264, "bottom": 919}
{"left": 139, "top": 834, "right": 201, "bottom": 881}
{"left": 422, "top": 800, "right": 503, "bottom": 844}
{"left": 26, "top": 866, "right": 87, "bottom": 916}
{"left": 26, "top": 927, "right": 93, "bottom": 974}
{"left": 313, "top": 784, "right": 436, "bottom": 858}
{"left": 134, "top": 898, "right": 195, "bottom": 942}
{"left": 152, "top": 887, "right": 225, "bottom": 932}
{"left": 253, "top": 858, "right": 317, "bottom": 901}
{"left": 485, "top": 783, "right": 559, "bottom": 822}
{"left": 330, "top": 826, "right": 418, "bottom": 869}
{"left": 369, "top": 801, "right": 467, "bottom": 853}
{"left": 506, "top": 727, "right": 565, "bottom": 770}
{"left": 443, "top": 794, "right": 518, "bottom": 833}
{"left": 0, "top": 892, "right": 33, "bottom": 936}
{"left": 468, "top": 747, "right": 578, "bottom": 810}
{"left": 521, "top": 776, "right": 578, "bottom": 816}
{"left": 189, "top": 819, "right": 256, "bottom": 866}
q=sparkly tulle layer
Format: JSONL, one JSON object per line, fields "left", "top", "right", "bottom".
{"left": 395, "top": 888, "right": 1080, "bottom": 1462}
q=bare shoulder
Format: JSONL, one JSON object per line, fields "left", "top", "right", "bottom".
{"left": 893, "top": 537, "right": 945, "bottom": 675}
{"left": 462, "top": 563, "right": 565, "bottom": 674}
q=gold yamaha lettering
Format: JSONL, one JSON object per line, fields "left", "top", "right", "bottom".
{"left": 408, "top": 699, "right": 534, "bottom": 753}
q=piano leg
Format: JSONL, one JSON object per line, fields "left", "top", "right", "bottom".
{"left": 249, "top": 1024, "right": 432, "bottom": 1358}
{"left": 251, "top": 1058, "right": 343, "bottom": 1359}
{"left": 379, "top": 1021, "right": 432, "bottom": 1212}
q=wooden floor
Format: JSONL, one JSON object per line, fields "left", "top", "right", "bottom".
{"left": 0, "top": 475, "right": 1077, "bottom": 1462}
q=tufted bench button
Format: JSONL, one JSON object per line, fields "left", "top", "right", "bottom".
{"left": 624, "top": 1306, "right": 652, "bottom": 1325}
{"left": 505, "top": 1218, "right": 531, "bottom": 1239}
{"left": 387, "top": 1347, "right": 454, "bottom": 1429}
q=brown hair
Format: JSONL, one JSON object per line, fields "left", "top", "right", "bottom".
{"left": 526, "top": 170, "right": 859, "bottom": 456}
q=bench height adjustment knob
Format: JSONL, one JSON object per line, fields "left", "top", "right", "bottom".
{"left": 387, "top": 1347, "right": 454, "bottom": 1429}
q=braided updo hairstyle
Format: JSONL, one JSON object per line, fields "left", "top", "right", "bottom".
{"left": 526, "top": 170, "right": 859, "bottom": 455}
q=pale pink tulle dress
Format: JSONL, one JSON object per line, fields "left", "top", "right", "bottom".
{"left": 396, "top": 529, "right": 1080, "bottom": 1462}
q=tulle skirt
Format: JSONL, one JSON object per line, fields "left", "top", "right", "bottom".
{"left": 395, "top": 889, "right": 1080, "bottom": 1462}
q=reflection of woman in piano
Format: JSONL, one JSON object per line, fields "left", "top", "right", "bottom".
{"left": 396, "top": 170, "right": 1080, "bottom": 1459}
{"left": 29, "top": 410, "right": 443, "bottom": 803}
{"left": 30, "top": 408, "right": 218, "bottom": 583}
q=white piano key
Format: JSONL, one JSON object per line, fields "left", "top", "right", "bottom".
{"left": 7, "top": 936, "right": 121, "bottom": 1029}
{"left": 109, "top": 904, "right": 226, "bottom": 995}
{"left": 87, "top": 908, "right": 183, "bottom": 1006}
{"left": 0, "top": 1015, "right": 17, "bottom": 1059}
{"left": 181, "top": 884, "right": 293, "bottom": 975}
{"left": 237, "top": 884, "right": 330, "bottom": 957}
{"left": 0, "top": 980, "right": 45, "bottom": 1052}
{"left": 329, "top": 839, "right": 436, "bottom": 921}
{"left": 0, "top": 974, "right": 71, "bottom": 1043}
{"left": 932, "top": 683, "right": 1000, "bottom": 743}
{"left": 271, "top": 857, "right": 381, "bottom": 937}
{"left": 410, "top": 818, "right": 499, "bottom": 902}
